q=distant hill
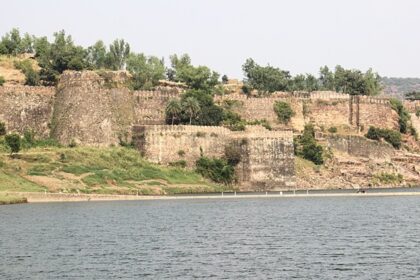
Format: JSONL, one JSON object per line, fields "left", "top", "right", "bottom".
{"left": 381, "top": 77, "right": 420, "bottom": 99}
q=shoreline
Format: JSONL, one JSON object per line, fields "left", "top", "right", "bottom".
{"left": 1, "top": 190, "right": 420, "bottom": 204}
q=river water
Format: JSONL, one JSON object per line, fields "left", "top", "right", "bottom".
{"left": 1, "top": 197, "right": 420, "bottom": 279}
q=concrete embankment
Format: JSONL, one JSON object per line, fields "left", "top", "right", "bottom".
{"left": 5, "top": 191, "right": 420, "bottom": 203}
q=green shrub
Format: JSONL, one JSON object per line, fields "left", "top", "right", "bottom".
{"left": 0, "top": 75, "right": 5, "bottom": 86}
{"left": 14, "top": 60, "right": 40, "bottom": 86}
{"left": 5, "top": 133, "right": 21, "bottom": 154}
{"left": 177, "top": 150, "right": 185, "bottom": 157}
{"left": 295, "top": 124, "right": 324, "bottom": 165}
{"left": 390, "top": 98, "right": 411, "bottom": 134}
{"left": 0, "top": 122, "right": 6, "bottom": 136}
{"left": 416, "top": 109, "right": 420, "bottom": 118}
{"left": 373, "top": 172, "right": 403, "bottom": 185}
{"left": 169, "top": 160, "right": 187, "bottom": 168}
{"left": 366, "top": 126, "right": 401, "bottom": 149}
{"left": 195, "top": 156, "right": 235, "bottom": 185}
{"left": 273, "top": 101, "right": 294, "bottom": 124}
{"left": 328, "top": 127, "right": 337, "bottom": 133}
{"left": 22, "top": 130, "right": 35, "bottom": 148}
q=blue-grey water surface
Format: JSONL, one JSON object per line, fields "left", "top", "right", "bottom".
{"left": 1, "top": 197, "right": 420, "bottom": 279}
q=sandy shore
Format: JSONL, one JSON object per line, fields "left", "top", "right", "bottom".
{"left": 1, "top": 191, "right": 419, "bottom": 203}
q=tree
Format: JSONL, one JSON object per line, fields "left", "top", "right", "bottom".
{"left": 36, "top": 30, "right": 88, "bottom": 84}
{"left": 19, "top": 33, "right": 35, "bottom": 53}
{"left": 273, "top": 101, "right": 295, "bottom": 124}
{"left": 363, "top": 68, "right": 382, "bottom": 96}
{"left": 126, "top": 53, "right": 165, "bottom": 90}
{"left": 0, "top": 75, "right": 5, "bottom": 86}
{"left": 289, "top": 74, "right": 306, "bottom": 91}
{"left": 165, "top": 99, "right": 182, "bottom": 125}
{"left": 14, "top": 60, "right": 40, "bottom": 86}
{"left": 0, "top": 28, "right": 22, "bottom": 55}
{"left": 108, "top": 39, "right": 130, "bottom": 70}
{"left": 222, "top": 74, "right": 229, "bottom": 84}
{"left": 86, "top": 40, "right": 108, "bottom": 69}
{"left": 319, "top": 66, "right": 335, "bottom": 90}
{"left": 5, "top": 133, "right": 21, "bottom": 155}
{"left": 181, "top": 90, "right": 224, "bottom": 125}
{"left": 182, "top": 97, "right": 201, "bottom": 124}
{"left": 305, "top": 74, "right": 319, "bottom": 92}
{"left": 242, "top": 58, "right": 291, "bottom": 93}
{"left": 169, "top": 54, "right": 219, "bottom": 91}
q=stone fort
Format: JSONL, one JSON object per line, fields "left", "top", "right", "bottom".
{"left": 1, "top": 70, "right": 419, "bottom": 189}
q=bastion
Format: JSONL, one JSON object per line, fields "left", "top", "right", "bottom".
{"left": 132, "top": 125, "right": 296, "bottom": 189}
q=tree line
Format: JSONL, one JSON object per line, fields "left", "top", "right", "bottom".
{"left": 1, "top": 28, "right": 382, "bottom": 96}
{"left": 242, "top": 58, "right": 382, "bottom": 95}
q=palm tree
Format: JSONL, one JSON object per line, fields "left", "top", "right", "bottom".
{"left": 165, "top": 99, "right": 182, "bottom": 125}
{"left": 182, "top": 97, "right": 200, "bottom": 125}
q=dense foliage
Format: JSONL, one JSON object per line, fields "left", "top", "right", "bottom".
{"left": 195, "top": 156, "right": 235, "bottom": 185}
{"left": 5, "top": 133, "right": 21, "bottom": 154}
{"left": 242, "top": 59, "right": 382, "bottom": 95}
{"left": 273, "top": 101, "right": 295, "bottom": 124}
{"left": 0, "top": 75, "right": 4, "bottom": 86}
{"left": 389, "top": 98, "right": 416, "bottom": 136}
{"left": 294, "top": 124, "right": 324, "bottom": 165}
{"left": 365, "top": 126, "right": 402, "bottom": 149}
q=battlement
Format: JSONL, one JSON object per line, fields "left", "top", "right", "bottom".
{"left": 133, "top": 90, "right": 179, "bottom": 100}
{"left": 0, "top": 85, "right": 55, "bottom": 95}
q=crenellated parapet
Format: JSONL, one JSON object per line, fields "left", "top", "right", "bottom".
{"left": 0, "top": 85, "right": 55, "bottom": 95}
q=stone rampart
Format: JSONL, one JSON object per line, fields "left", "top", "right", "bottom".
{"left": 0, "top": 85, "right": 55, "bottom": 137}
{"left": 133, "top": 90, "right": 179, "bottom": 125}
{"left": 216, "top": 91, "right": 398, "bottom": 132}
{"left": 51, "top": 71, "right": 134, "bottom": 146}
{"left": 132, "top": 125, "right": 295, "bottom": 189}
{"left": 326, "top": 134, "right": 395, "bottom": 161}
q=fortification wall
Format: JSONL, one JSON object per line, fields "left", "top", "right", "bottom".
{"left": 404, "top": 100, "right": 420, "bottom": 113}
{"left": 133, "top": 91, "right": 179, "bottom": 125}
{"left": 51, "top": 71, "right": 134, "bottom": 146}
{"left": 327, "top": 134, "right": 395, "bottom": 161}
{"left": 216, "top": 92, "right": 399, "bottom": 132}
{"left": 132, "top": 125, "right": 295, "bottom": 189}
{"left": 305, "top": 98, "right": 350, "bottom": 129}
{"left": 355, "top": 96, "right": 398, "bottom": 131}
{"left": 132, "top": 125, "right": 230, "bottom": 166}
{"left": 0, "top": 86, "right": 55, "bottom": 137}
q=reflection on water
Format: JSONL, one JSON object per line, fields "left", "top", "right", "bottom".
{"left": 1, "top": 197, "right": 420, "bottom": 279}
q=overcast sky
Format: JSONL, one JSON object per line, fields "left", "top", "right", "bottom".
{"left": 1, "top": 0, "right": 420, "bottom": 78}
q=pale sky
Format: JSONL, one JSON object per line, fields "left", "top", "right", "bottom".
{"left": 1, "top": 0, "right": 420, "bottom": 78}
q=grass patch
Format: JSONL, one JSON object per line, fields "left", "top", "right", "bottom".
{"left": 0, "top": 146, "right": 221, "bottom": 194}
{"left": 0, "top": 170, "right": 44, "bottom": 192}
{"left": 0, "top": 193, "right": 27, "bottom": 205}
{"left": 372, "top": 172, "right": 403, "bottom": 186}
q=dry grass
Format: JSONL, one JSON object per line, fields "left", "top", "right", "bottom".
{"left": 0, "top": 193, "right": 27, "bottom": 205}
{"left": 0, "top": 55, "right": 39, "bottom": 85}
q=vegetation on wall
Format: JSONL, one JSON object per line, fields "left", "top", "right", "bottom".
{"left": 273, "top": 101, "right": 294, "bottom": 124}
{"left": 294, "top": 124, "right": 324, "bottom": 165}
{"left": 195, "top": 156, "right": 235, "bottom": 185}
{"left": 389, "top": 98, "right": 416, "bottom": 137}
{"left": 365, "top": 126, "right": 402, "bottom": 149}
